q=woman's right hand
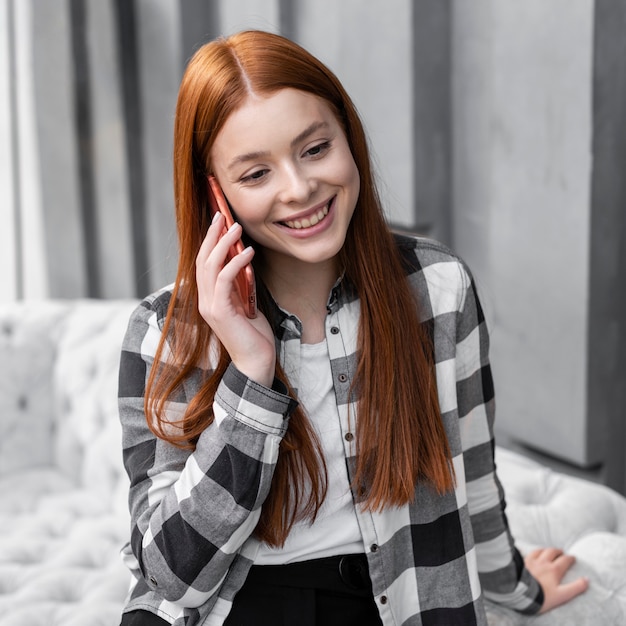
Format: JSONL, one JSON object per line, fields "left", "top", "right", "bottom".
{"left": 196, "top": 212, "right": 276, "bottom": 387}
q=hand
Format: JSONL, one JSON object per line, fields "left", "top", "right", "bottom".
{"left": 196, "top": 212, "right": 276, "bottom": 387}
{"left": 524, "top": 547, "right": 589, "bottom": 614}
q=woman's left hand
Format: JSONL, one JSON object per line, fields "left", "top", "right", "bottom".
{"left": 524, "top": 547, "right": 589, "bottom": 613}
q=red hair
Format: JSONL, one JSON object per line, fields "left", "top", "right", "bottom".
{"left": 147, "top": 30, "right": 454, "bottom": 547}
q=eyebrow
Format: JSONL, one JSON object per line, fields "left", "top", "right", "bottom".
{"left": 226, "top": 120, "right": 330, "bottom": 171}
{"left": 291, "top": 120, "right": 329, "bottom": 148}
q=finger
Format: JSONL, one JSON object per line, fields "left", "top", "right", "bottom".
{"left": 213, "top": 222, "right": 243, "bottom": 260}
{"left": 538, "top": 547, "right": 564, "bottom": 562}
{"left": 552, "top": 553, "right": 577, "bottom": 578}
{"left": 216, "top": 245, "right": 255, "bottom": 287}
{"left": 197, "top": 221, "right": 241, "bottom": 285}
{"left": 196, "top": 216, "right": 238, "bottom": 317}
{"left": 196, "top": 214, "right": 226, "bottom": 281}
{"left": 205, "top": 239, "right": 254, "bottom": 320}
{"left": 542, "top": 577, "right": 589, "bottom": 613}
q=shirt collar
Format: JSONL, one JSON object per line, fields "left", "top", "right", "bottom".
{"left": 255, "top": 274, "right": 357, "bottom": 341}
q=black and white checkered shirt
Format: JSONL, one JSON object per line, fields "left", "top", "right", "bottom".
{"left": 118, "top": 234, "right": 543, "bottom": 625}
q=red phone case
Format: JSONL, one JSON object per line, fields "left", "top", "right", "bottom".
{"left": 207, "top": 176, "right": 257, "bottom": 318}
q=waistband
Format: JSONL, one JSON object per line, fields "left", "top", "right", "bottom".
{"left": 246, "top": 553, "right": 373, "bottom": 593}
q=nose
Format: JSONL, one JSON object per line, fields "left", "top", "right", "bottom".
{"left": 277, "top": 163, "right": 317, "bottom": 205}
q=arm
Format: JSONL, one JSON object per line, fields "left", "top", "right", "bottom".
{"left": 119, "top": 297, "right": 295, "bottom": 608}
{"left": 455, "top": 264, "right": 588, "bottom": 613}
{"left": 454, "top": 264, "right": 543, "bottom": 613}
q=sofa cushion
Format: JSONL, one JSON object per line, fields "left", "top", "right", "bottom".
{"left": 0, "top": 301, "right": 68, "bottom": 475}
{"left": 51, "top": 300, "right": 137, "bottom": 511}
{"left": 0, "top": 465, "right": 131, "bottom": 625}
{"left": 0, "top": 300, "right": 136, "bottom": 625}
{"left": 485, "top": 447, "right": 626, "bottom": 625}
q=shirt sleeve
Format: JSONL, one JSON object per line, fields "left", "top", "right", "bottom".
{"left": 118, "top": 296, "right": 296, "bottom": 609}
{"left": 455, "top": 264, "right": 544, "bottom": 614}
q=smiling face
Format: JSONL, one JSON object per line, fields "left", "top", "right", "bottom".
{"left": 209, "top": 88, "right": 360, "bottom": 277}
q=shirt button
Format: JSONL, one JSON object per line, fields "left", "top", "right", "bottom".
{"left": 380, "top": 595, "right": 388, "bottom": 605}
{"left": 338, "top": 373, "right": 348, "bottom": 383}
{"left": 330, "top": 326, "right": 340, "bottom": 334}
{"left": 344, "top": 432, "right": 354, "bottom": 442}
{"left": 370, "top": 543, "right": 379, "bottom": 552}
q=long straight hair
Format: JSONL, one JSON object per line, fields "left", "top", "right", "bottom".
{"left": 146, "top": 30, "right": 454, "bottom": 547}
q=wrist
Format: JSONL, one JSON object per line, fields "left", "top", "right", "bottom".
{"left": 231, "top": 358, "right": 275, "bottom": 389}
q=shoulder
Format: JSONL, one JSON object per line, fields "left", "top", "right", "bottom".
{"left": 129, "top": 284, "right": 174, "bottom": 327}
{"left": 393, "top": 233, "right": 473, "bottom": 314}
{"left": 136, "top": 284, "right": 175, "bottom": 319}
{"left": 122, "top": 284, "right": 175, "bottom": 352}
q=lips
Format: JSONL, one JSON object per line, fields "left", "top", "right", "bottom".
{"left": 279, "top": 198, "right": 334, "bottom": 231}
{"left": 283, "top": 205, "right": 330, "bottom": 230}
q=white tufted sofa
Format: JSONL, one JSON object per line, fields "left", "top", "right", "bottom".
{"left": 0, "top": 299, "right": 625, "bottom": 626}
{"left": 0, "top": 299, "right": 136, "bottom": 626}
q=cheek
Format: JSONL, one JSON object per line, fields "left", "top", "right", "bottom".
{"left": 335, "top": 148, "right": 360, "bottom": 187}
{"left": 228, "top": 196, "right": 271, "bottom": 233}
{"left": 343, "top": 159, "right": 360, "bottom": 204}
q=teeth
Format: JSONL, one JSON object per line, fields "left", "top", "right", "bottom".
{"left": 284, "top": 206, "right": 329, "bottom": 230}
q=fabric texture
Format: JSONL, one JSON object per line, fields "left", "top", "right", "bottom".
{"left": 0, "top": 299, "right": 138, "bottom": 626}
{"left": 223, "top": 554, "right": 382, "bottom": 625}
{"left": 255, "top": 338, "right": 363, "bottom": 565}
{"left": 121, "top": 610, "right": 171, "bottom": 625}
{"left": 2, "top": 296, "right": 626, "bottom": 625}
{"left": 118, "top": 235, "right": 543, "bottom": 625}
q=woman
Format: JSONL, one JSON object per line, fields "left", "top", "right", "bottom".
{"left": 118, "top": 30, "right": 587, "bottom": 626}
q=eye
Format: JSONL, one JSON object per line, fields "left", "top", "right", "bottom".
{"left": 240, "top": 169, "right": 268, "bottom": 184}
{"left": 304, "top": 141, "right": 331, "bottom": 158}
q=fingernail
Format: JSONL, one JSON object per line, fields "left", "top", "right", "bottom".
{"left": 211, "top": 212, "right": 220, "bottom": 224}
{"left": 227, "top": 223, "right": 240, "bottom": 234}
{"left": 242, "top": 246, "right": 254, "bottom": 255}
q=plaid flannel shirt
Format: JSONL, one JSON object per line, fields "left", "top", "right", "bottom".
{"left": 118, "top": 235, "right": 543, "bottom": 625}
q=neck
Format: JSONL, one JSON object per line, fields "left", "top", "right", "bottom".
{"left": 260, "top": 253, "right": 340, "bottom": 343}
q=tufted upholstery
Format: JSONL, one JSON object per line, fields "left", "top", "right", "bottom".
{"left": 0, "top": 299, "right": 624, "bottom": 625}
{"left": 0, "top": 300, "right": 136, "bottom": 626}
{"left": 485, "top": 448, "right": 626, "bottom": 625}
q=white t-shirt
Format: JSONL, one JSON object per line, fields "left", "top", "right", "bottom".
{"left": 255, "top": 339, "right": 363, "bottom": 564}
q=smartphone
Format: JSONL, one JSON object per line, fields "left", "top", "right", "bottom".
{"left": 207, "top": 175, "right": 257, "bottom": 318}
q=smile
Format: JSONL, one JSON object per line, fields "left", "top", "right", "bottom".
{"left": 282, "top": 202, "right": 331, "bottom": 230}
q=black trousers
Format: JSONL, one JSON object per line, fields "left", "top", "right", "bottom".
{"left": 120, "top": 611, "right": 169, "bottom": 626}
{"left": 120, "top": 554, "right": 383, "bottom": 626}
{"left": 226, "top": 554, "right": 382, "bottom": 626}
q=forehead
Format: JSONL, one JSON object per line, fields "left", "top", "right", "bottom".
{"left": 213, "top": 89, "right": 340, "bottom": 156}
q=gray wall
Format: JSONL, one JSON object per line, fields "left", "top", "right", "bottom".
{"left": 2, "top": 0, "right": 625, "bottom": 486}
{"left": 452, "top": 0, "right": 626, "bottom": 486}
{"left": 452, "top": 0, "right": 595, "bottom": 464}
{"left": 2, "top": 0, "right": 448, "bottom": 301}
